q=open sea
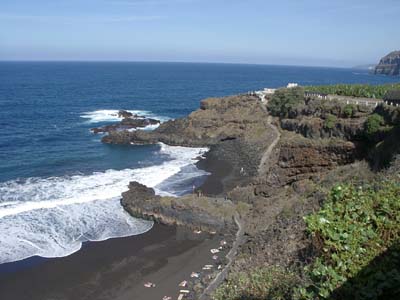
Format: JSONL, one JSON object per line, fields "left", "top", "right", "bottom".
{"left": 0, "top": 61, "right": 398, "bottom": 265}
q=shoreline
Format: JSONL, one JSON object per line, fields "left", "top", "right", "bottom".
{"left": 0, "top": 224, "right": 223, "bottom": 300}
{"left": 0, "top": 140, "right": 236, "bottom": 300}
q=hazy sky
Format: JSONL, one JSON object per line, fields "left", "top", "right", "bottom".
{"left": 1, "top": 0, "right": 399, "bottom": 67}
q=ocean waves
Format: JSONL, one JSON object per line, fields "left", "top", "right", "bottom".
{"left": 0, "top": 144, "right": 208, "bottom": 264}
{"left": 80, "top": 109, "right": 170, "bottom": 124}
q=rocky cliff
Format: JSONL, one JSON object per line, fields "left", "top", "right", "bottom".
{"left": 374, "top": 51, "right": 400, "bottom": 76}
{"left": 102, "top": 95, "right": 268, "bottom": 147}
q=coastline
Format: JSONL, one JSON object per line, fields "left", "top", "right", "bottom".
{"left": 0, "top": 224, "right": 221, "bottom": 300}
{"left": 0, "top": 133, "right": 237, "bottom": 300}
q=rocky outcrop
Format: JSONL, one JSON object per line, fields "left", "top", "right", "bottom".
{"left": 374, "top": 51, "right": 400, "bottom": 76}
{"left": 102, "top": 95, "right": 268, "bottom": 146}
{"left": 91, "top": 113, "right": 160, "bottom": 134}
{"left": 91, "top": 118, "right": 160, "bottom": 134}
{"left": 121, "top": 182, "right": 237, "bottom": 232}
{"left": 255, "top": 135, "right": 358, "bottom": 191}
{"left": 118, "top": 110, "right": 134, "bottom": 119}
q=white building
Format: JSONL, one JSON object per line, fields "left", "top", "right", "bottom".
{"left": 287, "top": 83, "right": 299, "bottom": 88}
{"left": 263, "top": 88, "right": 276, "bottom": 94}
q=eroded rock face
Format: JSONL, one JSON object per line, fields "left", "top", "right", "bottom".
{"left": 255, "top": 137, "right": 358, "bottom": 191}
{"left": 121, "top": 182, "right": 236, "bottom": 232}
{"left": 375, "top": 51, "right": 400, "bottom": 76}
{"left": 102, "top": 95, "right": 268, "bottom": 146}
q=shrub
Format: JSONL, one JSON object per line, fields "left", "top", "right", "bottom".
{"left": 268, "top": 87, "right": 305, "bottom": 118}
{"left": 364, "top": 113, "right": 385, "bottom": 136}
{"left": 324, "top": 114, "right": 337, "bottom": 129}
{"left": 342, "top": 104, "right": 356, "bottom": 118}
{"left": 213, "top": 267, "right": 300, "bottom": 300}
{"left": 296, "top": 181, "right": 400, "bottom": 300}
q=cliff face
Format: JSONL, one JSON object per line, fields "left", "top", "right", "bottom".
{"left": 253, "top": 135, "right": 357, "bottom": 194}
{"left": 374, "top": 51, "right": 400, "bottom": 76}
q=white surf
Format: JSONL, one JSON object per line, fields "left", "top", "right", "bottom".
{"left": 0, "top": 144, "right": 208, "bottom": 264}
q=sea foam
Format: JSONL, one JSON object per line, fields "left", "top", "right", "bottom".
{"left": 80, "top": 109, "right": 170, "bottom": 124}
{"left": 0, "top": 144, "right": 208, "bottom": 264}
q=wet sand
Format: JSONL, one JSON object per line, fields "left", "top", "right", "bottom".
{"left": 0, "top": 224, "right": 220, "bottom": 300}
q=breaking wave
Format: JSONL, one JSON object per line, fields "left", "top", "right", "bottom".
{"left": 0, "top": 144, "right": 208, "bottom": 264}
{"left": 80, "top": 109, "right": 170, "bottom": 124}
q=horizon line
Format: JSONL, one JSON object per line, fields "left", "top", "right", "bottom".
{"left": 0, "top": 59, "right": 356, "bottom": 69}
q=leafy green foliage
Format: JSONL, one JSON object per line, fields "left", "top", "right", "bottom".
{"left": 268, "top": 87, "right": 305, "bottom": 117}
{"left": 342, "top": 104, "right": 356, "bottom": 118}
{"left": 324, "top": 114, "right": 337, "bottom": 129}
{"left": 304, "top": 83, "right": 400, "bottom": 99}
{"left": 296, "top": 181, "right": 400, "bottom": 300}
{"left": 213, "top": 267, "right": 300, "bottom": 300}
{"left": 364, "top": 114, "right": 385, "bottom": 136}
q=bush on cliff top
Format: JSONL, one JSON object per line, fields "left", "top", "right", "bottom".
{"left": 342, "top": 104, "right": 357, "bottom": 118}
{"left": 268, "top": 87, "right": 305, "bottom": 118}
{"left": 364, "top": 113, "right": 385, "bottom": 136}
{"left": 323, "top": 114, "right": 337, "bottom": 130}
{"left": 296, "top": 181, "right": 400, "bottom": 300}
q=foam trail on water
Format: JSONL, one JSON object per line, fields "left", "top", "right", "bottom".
{"left": 0, "top": 144, "right": 208, "bottom": 264}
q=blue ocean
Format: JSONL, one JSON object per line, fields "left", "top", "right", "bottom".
{"left": 0, "top": 62, "right": 398, "bottom": 265}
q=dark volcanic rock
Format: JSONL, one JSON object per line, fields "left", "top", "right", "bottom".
{"left": 91, "top": 117, "right": 160, "bottom": 134}
{"left": 121, "top": 182, "right": 237, "bottom": 232}
{"left": 256, "top": 136, "right": 358, "bottom": 191}
{"left": 118, "top": 110, "right": 134, "bottom": 118}
{"left": 374, "top": 51, "right": 400, "bottom": 76}
{"left": 102, "top": 95, "right": 269, "bottom": 146}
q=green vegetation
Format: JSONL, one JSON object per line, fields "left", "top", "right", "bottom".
{"left": 364, "top": 113, "right": 385, "bottom": 136}
{"left": 297, "top": 181, "right": 400, "bottom": 300}
{"left": 324, "top": 114, "right": 337, "bottom": 129}
{"left": 212, "top": 180, "right": 400, "bottom": 300}
{"left": 268, "top": 87, "right": 304, "bottom": 117}
{"left": 342, "top": 104, "right": 356, "bottom": 118}
{"left": 213, "top": 267, "right": 300, "bottom": 300}
{"left": 304, "top": 83, "right": 400, "bottom": 99}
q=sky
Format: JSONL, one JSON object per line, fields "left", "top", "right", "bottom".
{"left": 0, "top": 0, "right": 399, "bottom": 67}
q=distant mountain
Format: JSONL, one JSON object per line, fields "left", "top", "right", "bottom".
{"left": 374, "top": 51, "right": 400, "bottom": 76}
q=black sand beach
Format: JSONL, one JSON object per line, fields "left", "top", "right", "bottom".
{"left": 0, "top": 224, "right": 221, "bottom": 300}
{"left": 0, "top": 147, "right": 234, "bottom": 300}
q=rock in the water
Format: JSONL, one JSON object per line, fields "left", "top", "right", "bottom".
{"left": 121, "top": 182, "right": 236, "bottom": 232}
{"left": 91, "top": 116, "right": 160, "bottom": 134}
{"left": 374, "top": 51, "right": 400, "bottom": 76}
{"left": 118, "top": 110, "right": 134, "bottom": 118}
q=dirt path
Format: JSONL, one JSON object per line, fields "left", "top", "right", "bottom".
{"left": 199, "top": 213, "right": 245, "bottom": 300}
{"left": 199, "top": 100, "right": 280, "bottom": 299}
{"left": 258, "top": 108, "right": 281, "bottom": 176}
